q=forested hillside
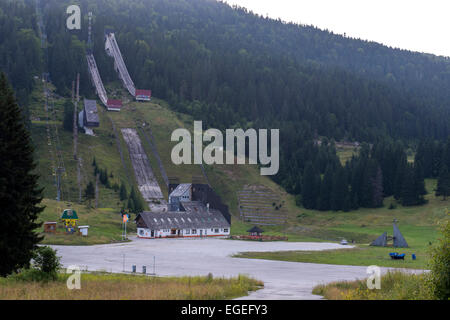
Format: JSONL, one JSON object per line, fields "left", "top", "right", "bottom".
{"left": 1, "top": 0, "right": 449, "bottom": 211}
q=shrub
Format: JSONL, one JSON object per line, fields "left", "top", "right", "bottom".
{"left": 16, "top": 246, "right": 62, "bottom": 282}
{"left": 427, "top": 216, "right": 450, "bottom": 300}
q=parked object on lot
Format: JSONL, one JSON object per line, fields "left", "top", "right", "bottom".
{"left": 340, "top": 239, "right": 348, "bottom": 245}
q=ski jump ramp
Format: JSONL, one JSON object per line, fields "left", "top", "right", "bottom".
{"left": 86, "top": 53, "right": 108, "bottom": 106}
{"left": 121, "top": 128, "right": 164, "bottom": 203}
{"left": 105, "top": 32, "right": 136, "bottom": 97}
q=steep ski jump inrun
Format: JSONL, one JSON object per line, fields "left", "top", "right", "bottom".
{"left": 105, "top": 32, "right": 136, "bottom": 97}
{"left": 86, "top": 53, "right": 108, "bottom": 106}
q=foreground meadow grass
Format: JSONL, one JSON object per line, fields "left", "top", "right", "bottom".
{"left": 312, "top": 271, "right": 431, "bottom": 300}
{"left": 0, "top": 273, "right": 263, "bottom": 300}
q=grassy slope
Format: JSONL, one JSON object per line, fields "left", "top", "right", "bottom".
{"left": 312, "top": 271, "right": 430, "bottom": 300}
{"left": 29, "top": 83, "right": 449, "bottom": 257}
{"left": 0, "top": 272, "right": 263, "bottom": 300}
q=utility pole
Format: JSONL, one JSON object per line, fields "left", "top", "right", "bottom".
{"left": 74, "top": 74, "right": 82, "bottom": 204}
{"left": 56, "top": 167, "right": 65, "bottom": 201}
{"left": 95, "top": 173, "right": 99, "bottom": 208}
{"left": 73, "top": 73, "right": 79, "bottom": 160}
{"left": 77, "top": 157, "right": 82, "bottom": 203}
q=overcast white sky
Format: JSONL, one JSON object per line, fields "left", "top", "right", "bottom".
{"left": 221, "top": 0, "right": 450, "bottom": 57}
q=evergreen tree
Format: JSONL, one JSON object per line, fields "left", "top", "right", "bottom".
{"left": 84, "top": 181, "right": 95, "bottom": 206}
{"left": 301, "top": 163, "right": 319, "bottom": 209}
{"left": 127, "top": 197, "right": 135, "bottom": 213}
{"left": 0, "top": 73, "right": 44, "bottom": 276}
{"left": 119, "top": 182, "right": 128, "bottom": 201}
{"left": 436, "top": 165, "right": 450, "bottom": 200}
{"left": 318, "top": 165, "right": 333, "bottom": 211}
{"left": 413, "top": 161, "right": 427, "bottom": 196}
{"left": 331, "top": 166, "right": 348, "bottom": 211}
{"left": 371, "top": 165, "right": 384, "bottom": 208}
{"left": 400, "top": 165, "right": 419, "bottom": 206}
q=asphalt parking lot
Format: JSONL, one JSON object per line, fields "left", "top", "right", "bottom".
{"left": 52, "top": 238, "right": 406, "bottom": 299}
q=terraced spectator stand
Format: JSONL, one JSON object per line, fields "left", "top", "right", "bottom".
{"left": 237, "top": 185, "right": 288, "bottom": 226}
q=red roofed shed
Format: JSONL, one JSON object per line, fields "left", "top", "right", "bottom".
{"left": 135, "top": 89, "right": 152, "bottom": 102}
{"left": 107, "top": 99, "right": 122, "bottom": 112}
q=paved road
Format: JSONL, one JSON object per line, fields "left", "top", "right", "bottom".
{"left": 52, "top": 238, "right": 414, "bottom": 299}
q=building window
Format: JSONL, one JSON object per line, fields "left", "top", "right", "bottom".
{"left": 192, "top": 229, "right": 197, "bottom": 234}
{"left": 139, "top": 230, "right": 144, "bottom": 236}
{"left": 224, "top": 229, "right": 229, "bottom": 233}
{"left": 215, "top": 228, "right": 219, "bottom": 233}
{"left": 185, "top": 229, "right": 190, "bottom": 235}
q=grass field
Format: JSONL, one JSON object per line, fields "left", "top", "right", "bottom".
{"left": 0, "top": 272, "right": 263, "bottom": 300}
{"left": 312, "top": 271, "right": 430, "bottom": 300}
{"left": 37, "top": 199, "right": 135, "bottom": 245}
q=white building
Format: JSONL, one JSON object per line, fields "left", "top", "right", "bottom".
{"left": 135, "top": 207, "right": 230, "bottom": 239}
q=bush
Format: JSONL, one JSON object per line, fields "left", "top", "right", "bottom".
{"left": 14, "top": 246, "right": 61, "bottom": 282}
{"left": 427, "top": 216, "right": 450, "bottom": 300}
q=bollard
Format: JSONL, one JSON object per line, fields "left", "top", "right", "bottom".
{"left": 142, "top": 266, "right": 146, "bottom": 274}
{"left": 132, "top": 265, "right": 136, "bottom": 273}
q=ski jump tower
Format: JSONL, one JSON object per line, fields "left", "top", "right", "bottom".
{"left": 105, "top": 31, "right": 136, "bottom": 97}
{"left": 86, "top": 12, "right": 108, "bottom": 106}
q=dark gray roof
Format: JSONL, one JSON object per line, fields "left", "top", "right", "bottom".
{"left": 170, "top": 183, "right": 191, "bottom": 197}
{"left": 84, "top": 99, "right": 99, "bottom": 124}
{"left": 137, "top": 209, "right": 230, "bottom": 230}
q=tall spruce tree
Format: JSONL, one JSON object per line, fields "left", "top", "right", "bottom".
{"left": 400, "top": 164, "right": 419, "bottom": 206}
{"left": 331, "top": 166, "right": 348, "bottom": 211}
{"left": 301, "top": 162, "right": 319, "bottom": 209}
{"left": 119, "top": 182, "right": 128, "bottom": 201}
{"left": 318, "top": 165, "right": 333, "bottom": 211}
{"left": 436, "top": 165, "right": 450, "bottom": 200}
{"left": 0, "top": 73, "right": 44, "bottom": 276}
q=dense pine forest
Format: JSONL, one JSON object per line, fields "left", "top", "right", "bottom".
{"left": 1, "top": 0, "right": 449, "bottom": 211}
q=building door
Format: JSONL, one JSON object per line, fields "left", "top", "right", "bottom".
{"left": 151, "top": 230, "right": 154, "bottom": 238}
{"left": 200, "top": 229, "right": 203, "bottom": 238}
{"left": 177, "top": 230, "right": 181, "bottom": 237}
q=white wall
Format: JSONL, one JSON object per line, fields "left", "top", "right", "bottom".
{"left": 138, "top": 227, "right": 231, "bottom": 239}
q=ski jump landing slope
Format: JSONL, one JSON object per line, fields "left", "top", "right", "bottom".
{"left": 105, "top": 32, "right": 136, "bottom": 97}
{"left": 121, "top": 128, "right": 164, "bottom": 203}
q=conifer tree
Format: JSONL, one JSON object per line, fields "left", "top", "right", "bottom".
{"left": 436, "top": 165, "right": 450, "bottom": 200}
{"left": 119, "top": 182, "right": 128, "bottom": 201}
{"left": 318, "top": 165, "right": 333, "bottom": 211}
{"left": 0, "top": 73, "right": 44, "bottom": 276}
{"left": 400, "top": 165, "right": 419, "bottom": 206}
{"left": 301, "top": 162, "right": 319, "bottom": 209}
{"left": 84, "top": 181, "right": 95, "bottom": 206}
